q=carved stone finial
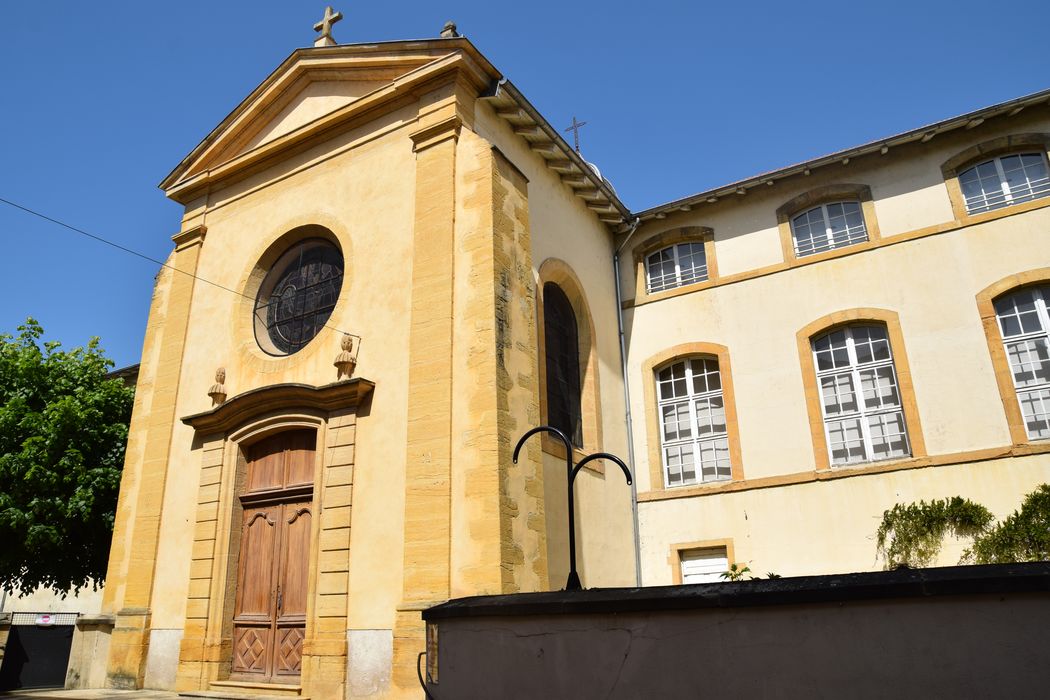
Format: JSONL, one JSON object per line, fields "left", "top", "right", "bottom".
{"left": 208, "top": 368, "right": 227, "bottom": 406}
{"left": 313, "top": 6, "right": 343, "bottom": 47}
{"left": 440, "top": 21, "right": 460, "bottom": 38}
{"left": 334, "top": 335, "right": 357, "bottom": 379}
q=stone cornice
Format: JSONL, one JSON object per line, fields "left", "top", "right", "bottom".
{"left": 633, "top": 87, "right": 1050, "bottom": 225}
{"left": 410, "top": 115, "right": 462, "bottom": 152}
{"left": 171, "top": 224, "right": 207, "bottom": 251}
{"left": 181, "top": 379, "right": 374, "bottom": 434}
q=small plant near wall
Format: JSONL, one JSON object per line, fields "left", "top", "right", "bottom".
{"left": 876, "top": 485, "right": 1050, "bottom": 568}
{"left": 719, "top": 564, "right": 782, "bottom": 581}
{"left": 720, "top": 563, "right": 751, "bottom": 581}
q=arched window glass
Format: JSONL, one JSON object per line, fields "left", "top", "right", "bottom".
{"left": 543, "top": 283, "right": 583, "bottom": 447}
{"left": 656, "top": 357, "right": 730, "bottom": 487}
{"left": 645, "top": 242, "right": 708, "bottom": 293}
{"left": 812, "top": 325, "right": 910, "bottom": 465}
{"left": 959, "top": 153, "right": 1050, "bottom": 214}
{"left": 790, "top": 201, "right": 868, "bottom": 257}
{"left": 993, "top": 286, "right": 1050, "bottom": 440}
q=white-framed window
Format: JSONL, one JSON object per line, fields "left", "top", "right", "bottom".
{"left": 958, "top": 152, "right": 1050, "bottom": 215}
{"left": 790, "top": 201, "right": 868, "bottom": 257}
{"left": 656, "top": 358, "right": 731, "bottom": 486}
{"left": 679, "top": 547, "right": 729, "bottom": 584}
{"left": 812, "top": 325, "right": 911, "bottom": 466}
{"left": 646, "top": 242, "right": 708, "bottom": 293}
{"left": 994, "top": 286, "right": 1050, "bottom": 440}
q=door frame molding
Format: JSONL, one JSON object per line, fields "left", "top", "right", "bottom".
{"left": 175, "top": 380, "right": 372, "bottom": 698}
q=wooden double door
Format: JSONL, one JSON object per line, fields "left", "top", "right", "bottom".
{"left": 231, "top": 430, "right": 315, "bottom": 683}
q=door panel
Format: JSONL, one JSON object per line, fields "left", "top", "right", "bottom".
{"left": 246, "top": 440, "right": 284, "bottom": 492}
{"left": 279, "top": 505, "right": 311, "bottom": 620}
{"left": 231, "top": 430, "right": 315, "bottom": 683}
{"left": 232, "top": 626, "right": 270, "bottom": 676}
{"left": 274, "top": 504, "right": 310, "bottom": 679}
{"left": 235, "top": 508, "right": 279, "bottom": 618}
{"left": 284, "top": 432, "right": 316, "bottom": 486}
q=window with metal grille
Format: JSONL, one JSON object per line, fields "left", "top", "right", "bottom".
{"left": 543, "top": 283, "right": 583, "bottom": 447}
{"left": 790, "top": 201, "right": 868, "bottom": 257}
{"left": 253, "top": 238, "right": 343, "bottom": 356}
{"left": 812, "top": 325, "right": 911, "bottom": 466}
{"left": 959, "top": 153, "right": 1050, "bottom": 214}
{"left": 656, "top": 357, "right": 731, "bottom": 487}
{"left": 994, "top": 286, "right": 1050, "bottom": 440}
{"left": 645, "top": 242, "right": 708, "bottom": 293}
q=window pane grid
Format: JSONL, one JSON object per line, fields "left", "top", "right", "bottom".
{"left": 658, "top": 358, "right": 731, "bottom": 487}
{"left": 646, "top": 242, "right": 709, "bottom": 293}
{"left": 791, "top": 201, "right": 868, "bottom": 257}
{"left": 812, "top": 325, "right": 911, "bottom": 466}
{"left": 960, "top": 153, "right": 1050, "bottom": 214}
{"left": 995, "top": 286, "right": 1050, "bottom": 440}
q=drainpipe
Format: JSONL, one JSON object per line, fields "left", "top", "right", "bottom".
{"left": 614, "top": 217, "right": 642, "bottom": 586}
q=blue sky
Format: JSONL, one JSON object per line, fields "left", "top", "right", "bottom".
{"left": 1, "top": 0, "right": 1048, "bottom": 367}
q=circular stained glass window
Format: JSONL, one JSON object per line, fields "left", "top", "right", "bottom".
{"left": 253, "top": 238, "right": 344, "bottom": 356}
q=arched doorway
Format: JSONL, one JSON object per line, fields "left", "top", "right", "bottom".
{"left": 230, "top": 429, "right": 315, "bottom": 683}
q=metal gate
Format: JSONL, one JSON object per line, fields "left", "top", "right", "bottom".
{"left": 0, "top": 612, "right": 77, "bottom": 690}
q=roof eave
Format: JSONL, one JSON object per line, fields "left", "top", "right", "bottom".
{"left": 634, "top": 86, "right": 1050, "bottom": 222}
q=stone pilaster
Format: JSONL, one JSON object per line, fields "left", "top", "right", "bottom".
{"left": 105, "top": 226, "right": 205, "bottom": 688}
{"left": 391, "top": 114, "right": 461, "bottom": 692}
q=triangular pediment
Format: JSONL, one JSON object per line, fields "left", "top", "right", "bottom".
{"left": 161, "top": 39, "right": 499, "bottom": 201}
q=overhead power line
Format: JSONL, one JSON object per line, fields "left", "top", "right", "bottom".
{"left": 0, "top": 195, "right": 361, "bottom": 343}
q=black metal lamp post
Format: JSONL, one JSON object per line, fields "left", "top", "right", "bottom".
{"left": 512, "top": 426, "right": 633, "bottom": 591}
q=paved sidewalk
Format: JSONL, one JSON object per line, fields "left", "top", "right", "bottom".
{"left": 0, "top": 691, "right": 177, "bottom": 699}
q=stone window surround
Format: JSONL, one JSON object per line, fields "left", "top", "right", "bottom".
{"left": 976, "top": 268, "right": 1050, "bottom": 446}
{"left": 775, "top": 184, "right": 881, "bottom": 265}
{"left": 668, "top": 538, "right": 736, "bottom": 585}
{"left": 234, "top": 220, "right": 353, "bottom": 376}
{"left": 941, "top": 133, "right": 1050, "bottom": 221}
{"left": 641, "top": 342, "right": 744, "bottom": 493}
{"left": 630, "top": 226, "right": 718, "bottom": 305}
{"left": 796, "top": 309, "right": 927, "bottom": 472}
{"left": 535, "top": 258, "right": 604, "bottom": 467}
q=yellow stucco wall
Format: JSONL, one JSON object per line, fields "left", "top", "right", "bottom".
{"left": 149, "top": 111, "right": 420, "bottom": 635}
{"left": 624, "top": 112, "right": 1050, "bottom": 583}
{"left": 640, "top": 456, "right": 1050, "bottom": 582}
{"left": 475, "top": 101, "right": 637, "bottom": 589}
{"left": 98, "top": 35, "right": 1050, "bottom": 698}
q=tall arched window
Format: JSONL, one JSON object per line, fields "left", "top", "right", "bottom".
{"left": 993, "top": 286, "right": 1050, "bottom": 440}
{"left": 655, "top": 357, "right": 731, "bottom": 486}
{"left": 543, "top": 282, "right": 583, "bottom": 447}
{"left": 811, "top": 324, "right": 911, "bottom": 465}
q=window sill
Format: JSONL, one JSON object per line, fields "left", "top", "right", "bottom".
{"left": 638, "top": 441, "right": 1050, "bottom": 503}
{"left": 622, "top": 196, "right": 1050, "bottom": 311}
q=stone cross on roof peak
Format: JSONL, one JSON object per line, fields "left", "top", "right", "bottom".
{"left": 313, "top": 6, "right": 343, "bottom": 47}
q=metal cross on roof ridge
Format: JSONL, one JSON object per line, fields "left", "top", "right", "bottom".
{"left": 564, "top": 116, "right": 588, "bottom": 153}
{"left": 313, "top": 6, "right": 343, "bottom": 47}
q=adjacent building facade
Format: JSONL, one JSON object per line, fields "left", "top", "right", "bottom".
{"left": 88, "top": 25, "right": 1049, "bottom": 700}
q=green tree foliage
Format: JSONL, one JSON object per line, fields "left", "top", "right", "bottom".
{"left": 876, "top": 496, "right": 994, "bottom": 568}
{"left": 966, "top": 485, "right": 1050, "bottom": 564}
{"left": 0, "top": 319, "right": 134, "bottom": 594}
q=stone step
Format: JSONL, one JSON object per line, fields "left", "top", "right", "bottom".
{"left": 179, "top": 681, "right": 306, "bottom": 700}
{"left": 180, "top": 694, "right": 307, "bottom": 700}
{"left": 180, "top": 693, "right": 308, "bottom": 700}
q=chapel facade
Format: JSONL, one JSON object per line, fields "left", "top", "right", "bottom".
{"left": 92, "top": 17, "right": 1050, "bottom": 700}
